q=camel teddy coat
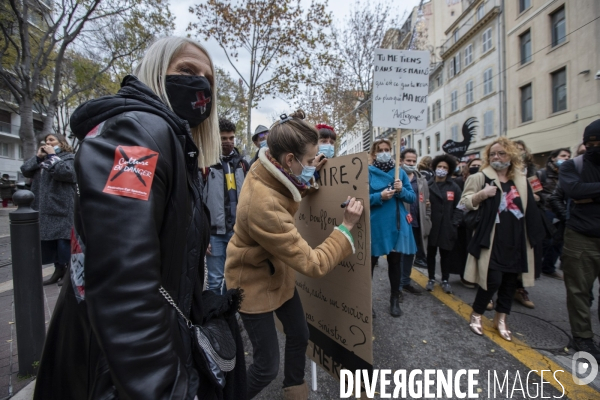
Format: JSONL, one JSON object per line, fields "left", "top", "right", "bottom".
{"left": 460, "top": 166, "right": 536, "bottom": 290}
{"left": 225, "top": 148, "right": 355, "bottom": 314}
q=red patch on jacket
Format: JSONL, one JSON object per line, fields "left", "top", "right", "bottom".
{"left": 102, "top": 146, "right": 159, "bottom": 201}
{"left": 406, "top": 213, "right": 413, "bottom": 224}
{"left": 446, "top": 191, "right": 454, "bottom": 201}
{"left": 419, "top": 192, "right": 424, "bottom": 202}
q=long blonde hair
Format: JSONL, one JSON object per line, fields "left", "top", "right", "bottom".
{"left": 480, "top": 137, "right": 523, "bottom": 180}
{"left": 134, "top": 36, "right": 221, "bottom": 168}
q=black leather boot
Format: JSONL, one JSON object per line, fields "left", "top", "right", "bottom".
{"left": 390, "top": 292, "right": 402, "bottom": 317}
{"left": 43, "top": 263, "right": 66, "bottom": 286}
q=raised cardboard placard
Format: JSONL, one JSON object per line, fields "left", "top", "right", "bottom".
{"left": 372, "top": 49, "right": 430, "bottom": 130}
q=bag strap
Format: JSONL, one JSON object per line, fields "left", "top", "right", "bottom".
{"left": 159, "top": 286, "right": 192, "bottom": 328}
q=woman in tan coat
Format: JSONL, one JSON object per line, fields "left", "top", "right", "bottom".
{"left": 225, "top": 111, "right": 363, "bottom": 399}
{"left": 460, "top": 137, "right": 544, "bottom": 342}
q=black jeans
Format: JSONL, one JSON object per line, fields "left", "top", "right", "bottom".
{"left": 413, "top": 227, "right": 426, "bottom": 261}
{"left": 427, "top": 245, "right": 451, "bottom": 281}
{"left": 240, "top": 289, "right": 309, "bottom": 398}
{"left": 472, "top": 269, "right": 519, "bottom": 315}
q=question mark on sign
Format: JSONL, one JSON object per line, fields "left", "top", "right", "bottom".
{"left": 351, "top": 157, "right": 363, "bottom": 190}
{"left": 349, "top": 325, "right": 366, "bottom": 348}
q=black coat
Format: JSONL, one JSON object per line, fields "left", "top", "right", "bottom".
{"left": 428, "top": 179, "right": 463, "bottom": 251}
{"left": 34, "top": 76, "right": 219, "bottom": 400}
{"left": 20, "top": 153, "right": 76, "bottom": 240}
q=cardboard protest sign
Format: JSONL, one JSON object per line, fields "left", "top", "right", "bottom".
{"left": 442, "top": 117, "right": 477, "bottom": 159}
{"left": 372, "top": 49, "right": 430, "bottom": 130}
{"left": 294, "top": 153, "right": 373, "bottom": 380}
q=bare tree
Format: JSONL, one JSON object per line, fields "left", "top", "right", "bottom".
{"left": 0, "top": 0, "right": 173, "bottom": 158}
{"left": 188, "top": 0, "right": 333, "bottom": 146}
{"left": 332, "top": 1, "right": 399, "bottom": 149}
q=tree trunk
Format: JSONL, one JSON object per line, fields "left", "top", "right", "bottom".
{"left": 246, "top": 92, "right": 253, "bottom": 154}
{"left": 42, "top": 102, "right": 58, "bottom": 139}
{"left": 19, "top": 99, "right": 36, "bottom": 159}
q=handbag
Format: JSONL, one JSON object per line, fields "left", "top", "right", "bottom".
{"left": 159, "top": 286, "right": 236, "bottom": 388}
{"left": 463, "top": 208, "right": 482, "bottom": 230}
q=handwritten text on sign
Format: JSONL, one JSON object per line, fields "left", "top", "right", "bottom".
{"left": 294, "top": 153, "right": 373, "bottom": 380}
{"left": 372, "top": 49, "right": 430, "bottom": 130}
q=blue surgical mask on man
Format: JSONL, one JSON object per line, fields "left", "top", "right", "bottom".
{"left": 294, "top": 157, "right": 316, "bottom": 186}
{"left": 376, "top": 152, "right": 391, "bottom": 163}
{"left": 555, "top": 159, "right": 565, "bottom": 166}
{"left": 259, "top": 140, "right": 268, "bottom": 149}
{"left": 319, "top": 144, "right": 334, "bottom": 159}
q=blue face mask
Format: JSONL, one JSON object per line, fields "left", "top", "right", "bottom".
{"left": 376, "top": 152, "right": 391, "bottom": 163}
{"left": 555, "top": 159, "right": 565, "bottom": 166}
{"left": 259, "top": 140, "right": 268, "bottom": 149}
{"left": 294, "top": 157, "right": 316, "bottom": 186}
{"left": 53, "top": 145, "right": 61, "bottom": 154}
{"left": 319, "top": 144, "right": 334, "bottom": 159}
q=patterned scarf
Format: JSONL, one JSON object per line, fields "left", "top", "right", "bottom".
{"left": 372, "top": 159, "right": 395, "bottom": 173}
{"left": 266, "top": 151, "right": 308, "bottom": 191}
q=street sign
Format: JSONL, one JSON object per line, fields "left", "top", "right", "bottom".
{"left": 372, "top": 49, "right": 430, "bottom": 130}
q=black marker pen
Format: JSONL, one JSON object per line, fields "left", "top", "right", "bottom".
{"left": 341, "top": 199, "right": 351, "bottom": 208}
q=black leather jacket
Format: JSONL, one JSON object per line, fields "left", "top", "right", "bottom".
{"left": 34, "top": 76, "right": 210, "bottom": 400}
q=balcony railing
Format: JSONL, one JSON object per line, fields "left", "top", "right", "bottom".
{"left": 440, "top": 0, "right": 501, "bottom": 56}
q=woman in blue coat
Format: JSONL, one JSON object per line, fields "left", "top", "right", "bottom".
{"left": 369, "top": 139, "right": 416, "bottom": 317}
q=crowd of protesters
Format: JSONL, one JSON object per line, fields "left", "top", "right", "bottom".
{"left": 9, "top": 33, "right": 597, "bottom": 400}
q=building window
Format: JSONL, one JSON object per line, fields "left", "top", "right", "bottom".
{"left": 436, "top": 73, "right": 443, "bottom": 88}
{"left": 418, "top": 140, "right": 422, "bottom": 156}
{"left": 436, "top": 100, "right": 441, "bottom": 120}
{"left": 454, "top": 29, "right": 459, "bottom": 43}
{"left": 482, "top": 28, "right": 492, "bottom": 53}
{"left": 466, "top": 80, "right": 474, "bottom": 104}
{"left": 455, "top": 51, "right": 461, "bottom": 74}
{"left": 427, "top": 106, "right": 431, "bottom": 124}
{"left": 477, "top": 4, "right": 484, "bottom": 21}
{"left": 551, "top": 7, "right": 566, "bottom": 47}
{"left": 449, "top": 60, "right": 454, "bottom": 78}
{"left": 521, "top": 84, "right": 533, "bottom": 122}
{"left": 484, "top": 110, "right": 494, "bottom": 137}
{"left": 552, "top": 67, "right": 567, "bottom": 113}
{"left": 464, "top": 44, "right": 473, "bottom": 66}
{"left": 451, "top": 125, "right": 459, "bottom": 141}
{"left": 435, "top": 133, "right": 441, "bottom": 151}
{"left": 431, "top": 103, "right": 437, "bottom": 122}
{"left": 483, "top": 68, "right": 493, "bottom": 95}
{"left": 0, "top": 143, "right": 9, "bottom": 157}
{"left": 19, "top": 145, "right": 24, "bottom": 159}
{"left": 520, "top": 30, "right": 531, "bottom": 64}
{"left": 519, "top": 0, "right": 531, "bottom": 13}
{"left": 451, "top": 90, "right": 458, "bottom": 112}
{"left": 426, "top": 137, "right": 431, "bottom": 154}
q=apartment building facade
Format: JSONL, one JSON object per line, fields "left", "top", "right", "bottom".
{"left": 505, "top": 0, "right": 600, "bottom": 164}
{"left": 433, "top": 0, "right": 505, "bottom": 160}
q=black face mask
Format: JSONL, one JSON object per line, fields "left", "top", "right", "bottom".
{"left": 469, "top": 166, "right": 480, "bottom": 175}
{"left": 585, "top": 145, "right": 600, "bottom": 164}
{"left": 165, "top": 75, "right": 212, "bottom": 128}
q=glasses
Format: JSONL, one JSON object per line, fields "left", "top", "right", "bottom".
{"left": 489, "top": 151, "right": 507, "bottom": 158}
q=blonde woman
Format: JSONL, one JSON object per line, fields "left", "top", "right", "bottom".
{"left": 34, "top": 37, "right": 226, "bottom": 399}
{"left": 461, "top": 138, "right": 544, "bottom": 341}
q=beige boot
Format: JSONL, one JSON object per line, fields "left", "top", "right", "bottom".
{"left": 283, "top": 381, "right": 308, "bottom": 400}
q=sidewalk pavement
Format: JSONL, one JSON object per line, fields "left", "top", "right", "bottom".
{"left": 0, "top": 213, "right": 59, "bottom": 400}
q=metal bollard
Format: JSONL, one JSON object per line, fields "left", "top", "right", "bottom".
{"left": 9, "top": 190, "right": 46, "bottom": 376}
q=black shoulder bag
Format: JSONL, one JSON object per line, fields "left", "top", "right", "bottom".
{"left": 159, "top": 287, "right": 236, "bottom": 388}
{"left": 463, "top": 174, "right": 494, "bottom": 230}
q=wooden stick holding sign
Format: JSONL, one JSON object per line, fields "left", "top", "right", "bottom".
{"left": 395, "top": 128, "right": 401, "bottom": 181}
